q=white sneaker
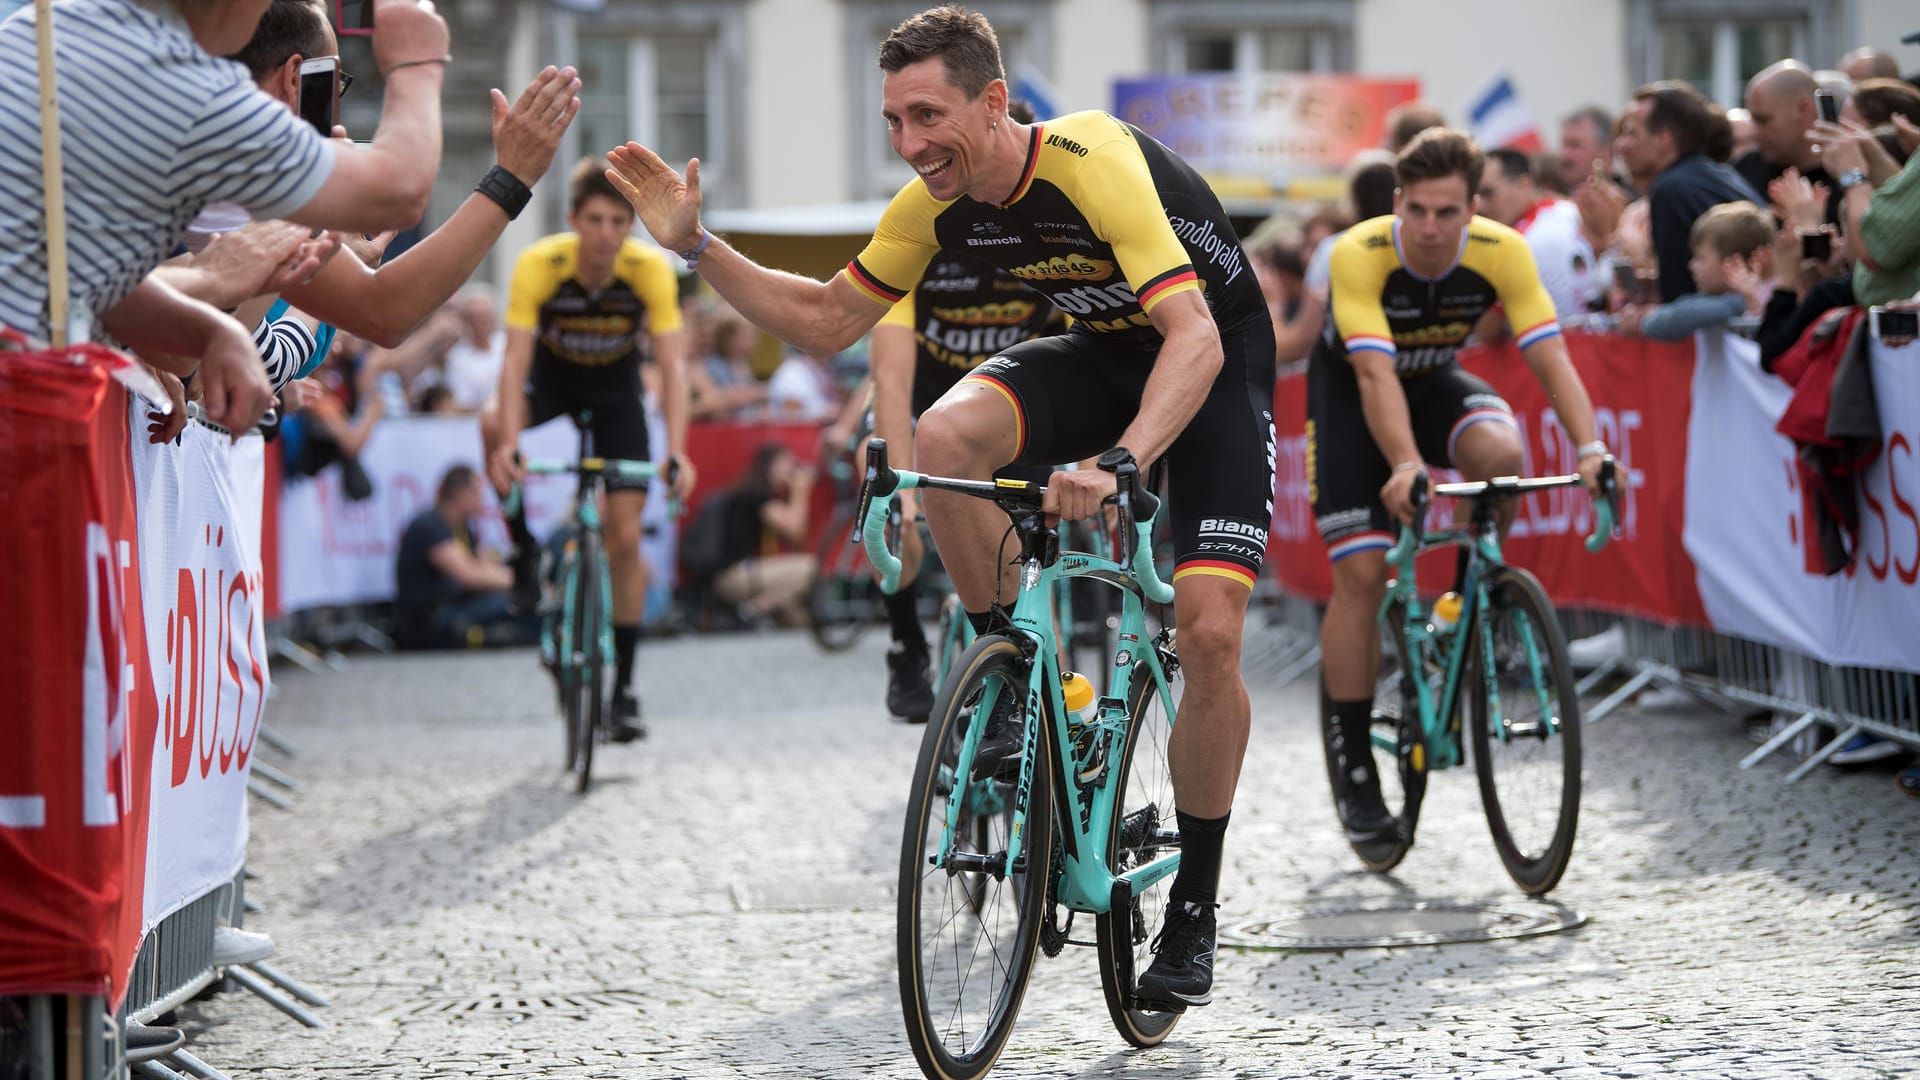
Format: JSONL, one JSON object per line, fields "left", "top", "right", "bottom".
{"left": 1566, "top": 625, "right": 1627, "bottom": 669}
{"left": 1636, "top": 684, "right": 1697, "bottom": 711}
{"left": 212, "top": 925, "right": 274, "bottom": 966}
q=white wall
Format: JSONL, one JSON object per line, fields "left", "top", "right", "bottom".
{"left": 1356, "top": 0, "right": 1629, "bottom": 145}
{"left": 745, "top": 0, "right": 849, "bottom": 207}
{"left": 1051, "top": 0, "right": 1149, "bottom": 116}
{"left": 1853, "top": 0, "right": 1920, "bottom": 72}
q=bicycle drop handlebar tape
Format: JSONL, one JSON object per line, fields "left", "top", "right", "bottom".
{"left": 855, "top": 438, "right": 900, "bottom": 546}
{"left": 1113, "top": 461, "right": 1175, "bottom": 604}
{"left": 1585, "top": 457, "right": 1618, "bottom": 553}
{"left": 1384, "top": 471, "right": 1431, "bottom": 565}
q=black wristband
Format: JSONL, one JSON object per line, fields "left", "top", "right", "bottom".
{"left": 475, "top": 165, "right": 532, "bottom": 220}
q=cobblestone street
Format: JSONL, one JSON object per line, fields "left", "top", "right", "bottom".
{"left": 185, "top": 623, "right": 1918, "bottom": 1079}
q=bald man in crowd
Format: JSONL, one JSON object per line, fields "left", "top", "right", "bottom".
{"left": 1738, "top": 60, "right": 1842, "bottom": 225}
{"left": 1839, "top": 46, "right": 1900, "bottom": 83}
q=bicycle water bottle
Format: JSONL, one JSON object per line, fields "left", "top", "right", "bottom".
{"left": 1431, "top": 591, "right": 1464, "bottom": 633}
{"left": 1061, "top": 672, "right": 1104, "bottom": 783}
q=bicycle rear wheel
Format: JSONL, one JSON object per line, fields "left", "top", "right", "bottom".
{"left": 1470, "top": 567, "right": 1581, "bottom": 895}
{"left": 1095, "top": 652, "right": 1183, "bottom": 1047}
{"left": 568, "top": 529, "right": 605, "bottom": 795}
{"left": 807, "top": 507, "right": 879, "bottom": 652}
{"left": 899, "top": 636, "right": 1051, "bottom": 1080}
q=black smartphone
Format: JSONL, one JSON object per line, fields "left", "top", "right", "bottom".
{"left": 1816, "top": 89, "right": 1838, "bottom": 124}
{"left": 297, "top": 56, "right": 339, "bottom": 135}
{"left": 1800, "top": 230, "right": 1832, "bottom": 261}
{"left": 1870, "top": 306, "right": 1919, "bottom": 340}
{"left": 337, "top": 0, "right": 374, "bottom": 36}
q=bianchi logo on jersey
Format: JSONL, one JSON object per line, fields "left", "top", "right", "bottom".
{"left": 1199, "top": 518, "right": 1268, "bottom": 546}
{"left": 966, "top": 235, "right": 1024, "bottom": 247}
{"left": 1007, "top": 254, "right": 1113, "bottom": 282}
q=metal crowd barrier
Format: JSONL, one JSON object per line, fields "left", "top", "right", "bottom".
{"left": 1247, "top": 598, "right": 1920, "bottom": 785}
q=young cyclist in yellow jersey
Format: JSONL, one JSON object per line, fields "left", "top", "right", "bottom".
{"left": 605, "top": 7, "right": 1277, "bottom": 1011}
{"left": 1308, "top": 129, "right": 1609, "bottom": 855}
{"left": 482, "top": 159, "right": 696, "bottom": 742}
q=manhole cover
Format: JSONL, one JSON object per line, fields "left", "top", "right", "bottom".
{"left": 392, "top": 990, "right": 649, "bottom": 1023}
{"left": 1219, "top": 900, "right": 1584, "bottom": 951}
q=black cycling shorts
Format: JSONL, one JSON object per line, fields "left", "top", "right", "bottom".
{"left": 1306, "top": 357, "right": 1517, "bottom": 561}
{"left": 960, "top": 320, "right": 1277, "bottom": 590}
{"left": 525, "top": 369, "right": 652, "bottom": 493}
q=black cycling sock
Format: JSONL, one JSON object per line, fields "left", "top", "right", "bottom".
{"left": 613, "top": 623, "right": 640, "bottom": 694}
{"left": 1323, "top": 689, "right": 1377, "bottom": 784}
{"left": 1170, "top": 811, "right": 1229, "bottom": 906}
{"left": 966, "top": 609, "right": 999, "bottom": 637}
{"left": 885, "top": 580, "right": 926, "bottom": 654}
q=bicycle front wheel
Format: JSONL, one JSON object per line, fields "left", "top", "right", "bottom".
{"left": 899, "top": 636, "right": 1052, "bottom": 1080}
{"left": 807, "top": 507, "right": 878, "bottom": 652}
{"left": 567, "top": 529, "right": 605, "bottom": 795}
{"left": 1095, "top": 655, "right": 1183, "bottom": 1047}
{"left": 1469, "top": 567, "right": 1582, "bottom": 895}
{"left": 933, "top": 593, "right": 970, "bottom": 694}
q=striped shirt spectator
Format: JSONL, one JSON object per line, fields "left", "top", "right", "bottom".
{"left": 0, "top": 0, "right": 336, "bottom": 339}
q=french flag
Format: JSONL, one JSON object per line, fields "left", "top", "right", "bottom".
{"left": 1466, "top": 74, "right": 1543, "bottom": 152}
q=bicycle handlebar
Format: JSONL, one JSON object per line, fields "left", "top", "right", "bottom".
{"left": 503, "top": 456, "right": 677, "bottom": 517}
{"left": 1385, "top": 459, "right": 1619, "bottom": 564}
{"left": 856, "top": 438, "right": 1174, "bottom": 603}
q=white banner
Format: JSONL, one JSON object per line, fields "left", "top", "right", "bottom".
{"left": 1684, "top": 332, "right": 1920, "bottom": 674}
{"left": 277, "top": 414, "right": 674, "bottom": 613}
{"left": 131, "top": 422, "right": 270, "bottom": 929}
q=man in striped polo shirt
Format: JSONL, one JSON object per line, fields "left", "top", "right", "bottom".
{"left": 0, "top": 0, "right": 452, "bottom": 432}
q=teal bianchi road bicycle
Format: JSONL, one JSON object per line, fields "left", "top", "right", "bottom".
{"left": 1349, "top": 461, "right": 1618, "bottom": 895}
{"left": 858, "top": 439, "right": 1185, "bottom": 1080}
{"left": 507, "top": 413, "right": 668, "bottom": 794}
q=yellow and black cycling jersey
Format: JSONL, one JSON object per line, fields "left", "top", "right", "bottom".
{"left": 1321, "top": 213, "right": 1562, "bottom": 376}
{"left": 505, "top": 232, "right": 682, "bottom": 385}
{"left": 845, "top": 110, "right": 1267, "bottom": 344}
{"left": 878, "top": 253, "right": 1062, "bottom": 415}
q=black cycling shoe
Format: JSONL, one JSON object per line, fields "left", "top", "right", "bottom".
{"left": 1335, "top": 765, "right": 1398, "bottom": 847}
{"left": 968, "top": 693, "right": 1024, "bottom": 781}
{"left": 886, "top": 644, "right": 936, "bottom": 722}
{"left": 1134, "top": 900, "right": 1217, "bottom": 1011}
{"left": 609, "top": 691, "right": 646, "bottom": 743}
{"left": 508, "top": 541, "right": 543, "bottom": 616}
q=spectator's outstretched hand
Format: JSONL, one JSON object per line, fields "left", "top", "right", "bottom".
{"left": 1724, "top": 257, "right": 1766, "bottom": 312}
{"left": 493, "top": 65, "right": 582, "bottom": 186}
{"left": 1809, "top": 120, "right": 1871, "bottom": 178}
{"left": 1893, "top": 115, "right": 1920, "bottom": 159}
{"left": 192, "top": 221, "right": 333, "bottom": 307}
{"left": 196, "top": 319, "right": 276, "bottom": 438}
{"left": 145, "top": 366, "right": 188, "bottom": 445}
{"left": 1575, "top": 174, "right": 1626, "bottom": 249}
{"left": 605, "top": 143, "right": 703, "bottom": 254}
{"left": 1767, "top": 168, "right": 1828, "bottom": 231}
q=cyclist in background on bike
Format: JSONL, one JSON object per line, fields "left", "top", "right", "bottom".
{"left": 868, "top": 98, "right": 1062, "bottom": 723}
{"left": 1309, "top": 128, "right": 1608, "bottom": 860}
{"left": 605, "top": 4, "right": 1274, "bottom": 1013}
{"left": 483, "top": 158, "right": 697, "bottom": 743}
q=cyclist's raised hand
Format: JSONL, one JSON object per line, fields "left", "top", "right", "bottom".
{"left": 604, "top": 143, "right": 703, "bottom": 254}
{"left": 1044, "top": 467, "right": 1116, "bottom": 525}
{"left": 1379, "top": 463, "right": 1427, "bottom": 526}
{"left": 487, "top": 442, "right": 523, "bottom": 497}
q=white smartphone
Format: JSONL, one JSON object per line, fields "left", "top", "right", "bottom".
{"left": 297, "top": 56, "right": 340, "bottom": 136}
{"left": 1869, "top": 305, "right": 1919, "bottom": 341}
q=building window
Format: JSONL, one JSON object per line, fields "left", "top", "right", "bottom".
{"left": 1627, "top": 0, "right": 1841, "bottom": 106}
{"left": 845, "top": 2, "right": 1056, "bottom": 201}
{"left": 559, "top": 2, "right": 746, "bottom": 210}
{"left": 1150, "top": 1, "right": 1354, "bottom": 75}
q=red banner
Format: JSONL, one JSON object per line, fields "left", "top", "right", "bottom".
{"left": 0, "top": 361, "right": 153, "bottom": 1004}
{"left": 1269, "top": 332, "right": 1707, "bottom": 626}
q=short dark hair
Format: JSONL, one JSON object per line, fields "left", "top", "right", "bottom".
{"left": 1851, "top": 78, "right": 1920, "bottom": 127}
{"left": 1385, "top": 100, "right": 1448, "bottom": 153}
{"left": 1633, "top": 81, "right": 1715, "bottom": 158}
{"left": 1395, "top": 127, "right": 1486, "bottom": 198}
{"left": 1007, "top": 99, "right": 1035, "bottom": 125}
{"left": 1702, "top": 103, "right": 1734, "bottom": 162}
{"left": 1350, "top": 159, "right": 1398, "bottom": 220}
{"left": 1486, "top": 147, "right": 1532, "bottom": 182}
{"left": 436, "top": 464, "right": 479, "bottom": 505}
{"left": 876, "top": 5, "right": 1005, "bottom": 99}
{"left": 569, "top": 157, "right": 630, "bottom": 216}
{"left": 227, "top": 0, "right": 329, "bottom": 81}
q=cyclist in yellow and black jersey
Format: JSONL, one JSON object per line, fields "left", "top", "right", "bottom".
{"left": 870, "top": 246, "right": 1061, "bottom": 721}
{"left": 482, "top": 158, "right": 695, "bottom": 742}
{"left": 1308, "top": 129, "right": 1609, "bottom": 856}
{"left": 605, "top": 7, "right": 1273, "bottom": 1011}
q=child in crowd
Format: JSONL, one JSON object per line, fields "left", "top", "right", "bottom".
{"left": 1619, "top": 202, "right": 1775, "bottom": 340}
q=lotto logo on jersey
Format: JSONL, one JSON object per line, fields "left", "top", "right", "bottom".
{"left": 1007, "top": 254, "right": 1113, "bottom": 282}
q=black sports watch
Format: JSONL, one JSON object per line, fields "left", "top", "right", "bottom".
{"left": 1096, "top": 446, "right": 1135, "bottom": 473}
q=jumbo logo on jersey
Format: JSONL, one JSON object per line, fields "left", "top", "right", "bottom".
{"left": 1045, "top": 132, "right": 1090, "bottom": 157}
{"left": 1007, "top": 254, "right": 1113, "bottom": 282}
